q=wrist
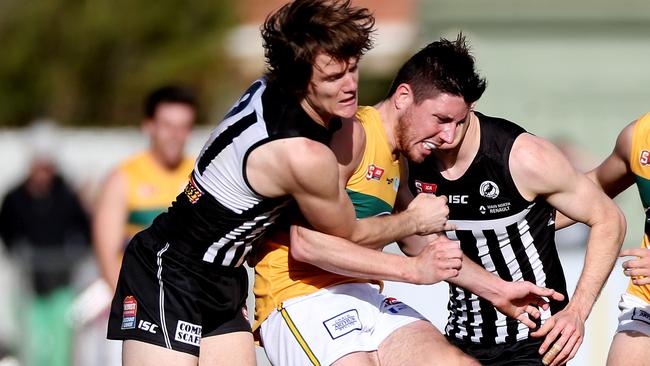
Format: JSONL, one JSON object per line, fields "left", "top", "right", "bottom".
{"left": 403, "top": 256, "right": 422, "bottom": 284}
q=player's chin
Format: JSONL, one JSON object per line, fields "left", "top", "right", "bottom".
{"left": 335, "top": 98, "right": 357, "bottom": 118}
{"left": 408, "top": 149, "right": 430, "bottom": 164}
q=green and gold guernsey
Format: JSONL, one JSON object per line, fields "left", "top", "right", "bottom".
{"left": 627, "top": 112, "right": 650, "bottom": 303}
{"left": 346, "top": 106, "right": 401, "bottom": 219}
{"left": 121, "top": 151, "right": 194, "bottom": 239}
{"left": 253, "top": 106, "right": 401, "bottom": 330}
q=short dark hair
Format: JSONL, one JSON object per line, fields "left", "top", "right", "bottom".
{"left": 387, "top": 33, "right": 487, "bottom": 105}
{"left": 144, "top": 85, "right": 197, "bottom": 118}
{"left": 261, "top": 0, "right": 375, "bottom": 96}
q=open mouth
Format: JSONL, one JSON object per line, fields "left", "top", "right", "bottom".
{"left": 422, "top": 141, "right": 436, "bottom": 150}
{"left": 340, "top": 95, "right": 356, "bottom": 105}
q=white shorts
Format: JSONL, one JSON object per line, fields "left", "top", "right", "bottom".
{"left": 615, "top": 292, "right": 650, "bottom": 336}
{"left": 259, "top": 282, "right": 425, "bottom": 366}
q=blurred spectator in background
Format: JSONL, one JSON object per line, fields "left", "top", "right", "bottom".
{"left": 93, "top": 85, "right": 197, "bottom": 292}
{"left": 73, "top": 85, "right": 196, "bottom": 366}
{"left": 0, "top": 120, "right": 91, "bottom": 366}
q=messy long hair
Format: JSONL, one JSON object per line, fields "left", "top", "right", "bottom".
{"left": 262, "top": 0, "right": 375, "bottom": 97}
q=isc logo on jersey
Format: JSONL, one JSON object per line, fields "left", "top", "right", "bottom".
{"left": 138, "top": 320, "right": 158, "bottom": 334}
{"left": 449, "top": 195, "right": 468, "bottom": 204}
{"left": 640, "top": 150, "right": 650, "bottom": 166}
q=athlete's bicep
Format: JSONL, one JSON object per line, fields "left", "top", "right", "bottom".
{"left": 261, "top": 138, "right": 357, "bottom": 238}
{"left": 290, "top": 153, "right": 357, "bottom": 238}
{"left": 510, "top": 134, "right": 617, "bottom": 225}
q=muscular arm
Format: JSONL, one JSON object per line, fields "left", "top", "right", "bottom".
{"left": 511, "top": 134, "right": 626, "bottom": 366}
{"left": 92, "top": 169, "right": 128, "bottom": 291}
{"left": 290, "top": 223, "right": 461, "bottom": 284}
{"left": 256, "top": 121, "right": 457, "bottom": 283}
{"left": 327, "top": 118, "right": 451, "bottom": 246}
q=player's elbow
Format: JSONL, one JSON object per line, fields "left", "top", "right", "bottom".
{"left": 612, "top": 206, "right": 627, "bottom": 245}
{"left": 596, "top": 202, "right": 627, "bottom": 248}
{"left": 289, "top": 225, "right": 317, "bottom": 263}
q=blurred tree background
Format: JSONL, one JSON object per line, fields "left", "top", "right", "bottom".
{"left": 0, "top": 0, "right": 239, "bottom": 127}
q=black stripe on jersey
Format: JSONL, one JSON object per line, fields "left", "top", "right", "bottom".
{"left": 446, "top": 287, "right": 462, "bottom": 340}
{"left": 484, "top": 230, "right": 512, "bottom": 281}
{"left": 456, "top": 230, "right": 478, "bottom": 342}
{"left": 213, "top": 239, "right": 243, "bottom": 267}
{"left": 506, "top": 222, "right": 536, "bottom": 284}
{"left": 484, "top": 229, "right": 521, "bottom": 343}
{"left": 198, "top": 111, "right": 257, "bottom": 174}
{"left": 465, "top": 229, "right": 499, "bottom": 343}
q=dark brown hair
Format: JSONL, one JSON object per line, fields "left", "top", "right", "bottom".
{"left": 261, "top": 0, "right": 375, "bottom": 96}
{"left": 387, "top": 33, "right": 487, "bottom": 105}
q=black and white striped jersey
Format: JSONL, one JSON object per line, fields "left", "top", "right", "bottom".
{"left": 151, "top": 78, "right": 340, "bottom": 268}
{"left": 408, "top": 112, "right": 569, "bottom": 345}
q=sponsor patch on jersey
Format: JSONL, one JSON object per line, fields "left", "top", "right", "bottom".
{"left": 632, "top": 308, "right": 650, "bottom": 325}
{"left": 175, "top": 320, "right": 202, "bottom": 347}
{"left": 121, "top": 296, "right": 137, "bottom": 330}
{"left": 640, "top": 150, "right": 650, "bottom": 166}
{"left": 184, "top": 178, "right": 202, "bottom": 204}
{"left": 382, "top": 297, "right": 408, "bottom": 314}
{"left": 365, "top": 164, "right": 385, "bottom": 181}
{"left": 323, "top": 309, "right": 362, "bottom": 339}
{"left": 414, "top": 180, "right": 437, "bottom": 194}
{"left": 484, "top": 202, "right": 511, "bottom": 214}
{"left": 479, "top": 181, "right": 499, "bottom": 199}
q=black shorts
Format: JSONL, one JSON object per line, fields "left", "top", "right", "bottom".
{"left": 447, "top": 336, "right": 545, "bottom": 366}
{"left": 107, "top": 229, "right": 251, "bottom": 356}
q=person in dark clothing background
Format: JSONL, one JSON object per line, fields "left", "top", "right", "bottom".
{"left": 0, "top": 120, "right": 90, "bottom": 366}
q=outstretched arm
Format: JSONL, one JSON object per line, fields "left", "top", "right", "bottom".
{"left": 92, "top": 169, "right": 128, "bottom": 291}
{"left": 400, "top": 234, "right": 564, "bottom": 328}
{"left": 290, "top": 224, "right": 461, "bottom": 284}
{"left": 510, "top": 133, "right": 626, "bottom": 366}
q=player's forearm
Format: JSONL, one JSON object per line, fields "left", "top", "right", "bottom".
{"left": 348, "top": 211, "right": 417, "bottom": 249}
{"left": 446, "top": 255, "right": 505, "bottom": 304}
{"left": 291, "top": 225, "right": 420, "bottom": 283}
{"left": 569, "top": 212, "right": 626, "bottom": 319}
{"left": 398, "top": 233, "right": 441, "bottom": 257}
{"left": 95, "top": 249, "right": 121, "bottom": 291}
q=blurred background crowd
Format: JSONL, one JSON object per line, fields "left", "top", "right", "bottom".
{"left": 0, "top": 0, "right": 649, "bottom": 365}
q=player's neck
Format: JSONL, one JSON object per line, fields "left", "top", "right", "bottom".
{"left": 299, "top": 98, "right": 331, "bottom": 128}
{"left": 150, "top": 149, "right": 183, "bottom": 172}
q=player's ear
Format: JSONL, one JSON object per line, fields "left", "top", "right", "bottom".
{"left": 394, "top": 83, "right": 414, "bottom": 111}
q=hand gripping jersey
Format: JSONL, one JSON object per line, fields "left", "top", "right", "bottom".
{"left": 253, "top": 106, "right": 401, "bottom": 330}
{"left": 150, "top": 78, "right": 340, "bottom": 268}
{"left": 409, "top": 112, "right": 569, "bottom": 345}
{"left": 119, "top": 151, "right": 194, "bottom": 239}
{"left": 626, "top": 112, "right": 650, "bottom": 303}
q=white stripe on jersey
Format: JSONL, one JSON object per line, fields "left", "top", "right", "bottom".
{"left": 446, "top": 203, "right": 535, "bottom": 231}
{"left": 193, "top": 81, "right": 267, "bottom": 214}
{"left": 447, "top": 202, "right": 550, "bottom": 343}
